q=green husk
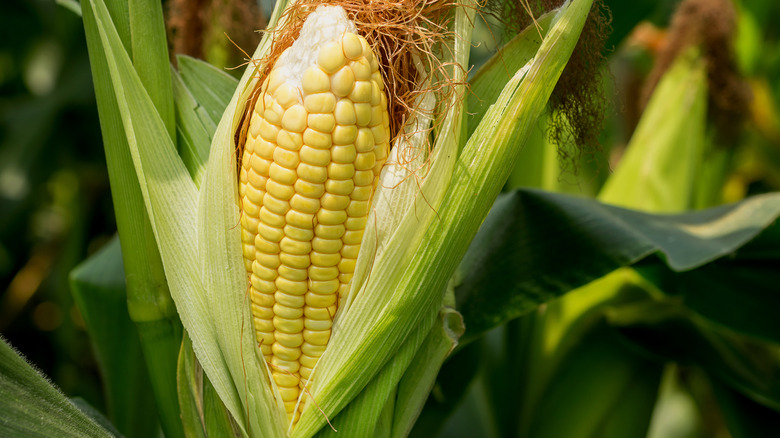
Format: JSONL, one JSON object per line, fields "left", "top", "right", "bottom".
{"left": 599, "top": 48, "right": 708, "bottom": 212}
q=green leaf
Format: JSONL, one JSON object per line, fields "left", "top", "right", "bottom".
{"left": 455, "top": 189, "right": 780, "bottom": 343}
{"left": 177, "top": 55, "right": 238, "bottom": 126}
{"left": 480, "top": 318, "right": 537, "bottom": 438}
{"left": 0, "top": 337, "right": 113, "bottom": 437}
{"left": 69, "top": 236, "right": 160, "bottom": 438}
{"left": 203, "top": 373, "right": 239, "bottom": 438}
{"left": 56, "top": 0, "right": 83, "bottom": 16}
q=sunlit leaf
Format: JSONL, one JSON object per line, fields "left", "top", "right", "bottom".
{"left": 456, "top": 189, "right": 780, "bottom": 343}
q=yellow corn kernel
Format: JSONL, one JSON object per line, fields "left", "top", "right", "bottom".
{"left": 289, "top": 194, "right": 320, "bottom": 214}
{"left": 320, "top": 193, "right": 350, "bottom": 210}
{"left": 273, "top": 148, "right": 300, "bottom": 169}
{"left": 333, "top": 125, "right": 358, "bottom": 145}
{"left": 277, "top": 130, "right": 303, "bottom": 151}
{"left": 331, "top": 144, "right": 357, "bottom": 164}
{"left": 331, "top": 67, "right": 356, "bottom": 97}
{"left": 325, "top": 179, "right": 354, "bottom": 196}
{"left": 284, "top": 224, "right": 314, "bottom": 241}
{"left": 301, "top": 67, "right": 330, "bottom": 94}
{"left": 304, "top": 93, "right": 336, "bottom": 113}
{"left": 342, "top": 33, "right": 363, "bottom": 59}
{"left": 318, "top": 41, "right": 346, "bottom": 73}
{"left": 274, "top": 371, "right": 299, "bottom": 388}
{"left": 275, "top": 290, "right": 305, "bottom": 307}
{"left": 297, "top": 163, "right": 328, "bottom": 184}
{"left": 316, "top": 209, "right": 347, "bottom": 226}
{"left": 338, "top": 260, "right": 357, "bottom": 277}
{"left": 314, "top": 224, "right": 345, "bottom": 239}
{"left": 294, "top": 179, "right": 325, "bottom": 198}
{"left": 308, "top": 113, "right": 336, "bottom": 133}
{"left": 265, "top": 180, "right": 294, "bottom": 201}
{"left": 272, "top": 344, "right": 301, "bottom": 361}
{"left": 308, "top": 265, "right": 339, "bottom": 281}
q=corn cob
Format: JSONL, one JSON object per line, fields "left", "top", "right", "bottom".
{"left": 238, "top": 6, "right": 390, "bottom": 420}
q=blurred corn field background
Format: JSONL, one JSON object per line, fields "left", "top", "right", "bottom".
{"left": 1, "top": 0, "right": 780, "bottom": 436}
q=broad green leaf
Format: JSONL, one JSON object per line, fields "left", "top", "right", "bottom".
{"left": 609, "top": 301, "right": 780, "bottom": 411}
{"left": 599, "top": 48, "right": 708, "bottom": 212}
{"left": 104, "top": 0, "right": 130, "bottom": 53}
{"left": 374, "top": 390, "right": 396, "bottom": 438}
{"left": 429, "top": 373, "right": 499, "bottom": 438}
{"left": 455, "top": 189, "right": 780, "bottom": 343}
{"left": 481, "top": 317, "right": 538, "bottom": 438}
{"left": 0, "top": 337, "right": 113, "bottom": 437}
{"left": 467, "top": 272, "right": 654, "bottom": 438}
{"left": 203, "top": 374, "right": 239, "bottom": 438}
{"left": 177, "top": 332, "right": 239, "bottom": 438}
{"left": 69, "top": 236, "right": 160, "bottom": 438}
{"left": 81, "top": 0, "right": 184, "bottom": 436}
{"left": 177, "top": 55, "right": 238, "bottom": 126}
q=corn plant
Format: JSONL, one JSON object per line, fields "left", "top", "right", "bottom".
{"left": 2, "top": 0, "right": 780, "bottom": 437}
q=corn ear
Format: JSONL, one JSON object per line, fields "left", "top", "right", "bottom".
{"left": 238, "top": 8, "right": 391, "bottom": 421}
{"left": 599, "top": 48, "right": 708, "bottom": 213}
